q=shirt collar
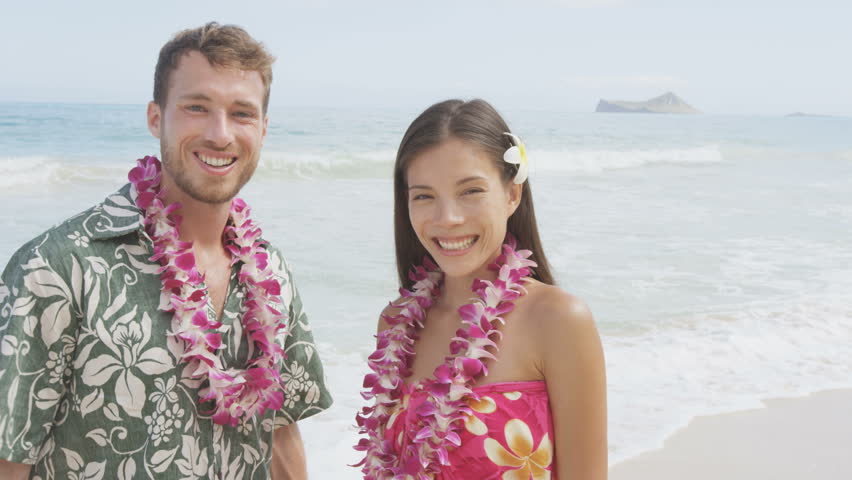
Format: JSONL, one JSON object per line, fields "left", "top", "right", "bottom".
{"left": 89, "top": 183, "right": 145, "bottom": 240}
{"left": 88, "top": 183, "right": 269, "bottom": 248}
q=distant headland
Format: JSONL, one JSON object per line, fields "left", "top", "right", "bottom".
{"left": 595, "top": 92, "right": 700, "bottom": 114}
{"left": 786, "top": 112, "right": 833, "bottom": 118}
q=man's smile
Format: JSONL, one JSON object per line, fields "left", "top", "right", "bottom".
{"left": 195, "top": 150, "right": 237, "bottom": 168}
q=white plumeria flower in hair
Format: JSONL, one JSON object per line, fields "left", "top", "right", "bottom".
{"left": 502, "top": 132, "right": 529, "bottom": 184}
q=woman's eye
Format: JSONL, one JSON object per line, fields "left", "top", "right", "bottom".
{"left": 411, "top": 194, "right": 432, "bottom": 201}
{"left": 187, "top": 105, "right": 206, "bottom": 112}
{"left": 463, "top": 188, "right": 483, "bottom": 195}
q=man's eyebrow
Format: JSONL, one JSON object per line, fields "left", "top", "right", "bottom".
{"left": 178, "top": 93, "right": 212, "bottom": 102}
{"left": 176, "top": 94, "right": 259, "bottom": 111}
{"left": 233, "top": 100, "right": 260, "bottom": 111}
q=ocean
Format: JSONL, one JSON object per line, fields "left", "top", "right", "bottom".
{"left": 2, "top": 102, "right": 851, "bottom": 477}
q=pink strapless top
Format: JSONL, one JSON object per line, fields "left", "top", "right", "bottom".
{"left": 384, "top": 380, "right": 557, "bottom": 479}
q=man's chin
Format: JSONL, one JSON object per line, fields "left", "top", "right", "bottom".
{"left": 161, "top": 163, "right": 255, "bottom": 206}
{"left": 175, "top": 180, "right": 241, "bottom": 205}
{"left": 180, "top": 176, "right": 246, "bottom": 205}
{"left": 187, "top": 189, "right": 240, "bottom": 205}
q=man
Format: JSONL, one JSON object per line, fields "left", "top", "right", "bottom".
{"left": 0, "top": 23, "right": 331, "bottom": 479}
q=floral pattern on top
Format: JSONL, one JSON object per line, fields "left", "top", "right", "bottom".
{"left": 464, "top": 396, "right": 497, "bottom": 436}
{"left": 485, "top": 419, "right": 553, "bottom": 480}
{"left": 385, "top": 381, "right": 555, "bottom": 479}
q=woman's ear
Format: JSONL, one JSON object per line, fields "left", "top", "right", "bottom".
{"left": 507, "top": 182, "right": 523, "bottom": 216}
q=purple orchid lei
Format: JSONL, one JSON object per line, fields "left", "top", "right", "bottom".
{"left": 354, "top": 236, "right": 537, "bottom": 479}
{"left": 129, "top": 155, "right": 287, "bottom": 426}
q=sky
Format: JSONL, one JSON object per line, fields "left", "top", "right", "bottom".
{"left": 2, "top": 0, "right": 851, "bottom": 115}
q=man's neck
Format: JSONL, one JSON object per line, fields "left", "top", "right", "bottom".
{"left": 160, "top": 177, "right": 231, "bottom": 252}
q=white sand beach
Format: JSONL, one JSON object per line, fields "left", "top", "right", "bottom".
{"left": 609, "top": 389, "right": 852, "bottom": 480}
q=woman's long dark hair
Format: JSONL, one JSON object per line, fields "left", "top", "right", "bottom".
{"left": 393, "top": 99, "right": 554, "bottom": 288}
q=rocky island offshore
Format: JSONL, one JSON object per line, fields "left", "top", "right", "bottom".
{"left": 596, "top": 92, "right": 700, "bottom": 114}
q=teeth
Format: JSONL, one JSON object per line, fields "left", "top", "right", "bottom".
{"left": 198, "top": 153, "right": 235, "bottom": 167}
{"left": 437, "top": 237, "right": 476, "bottom": 250}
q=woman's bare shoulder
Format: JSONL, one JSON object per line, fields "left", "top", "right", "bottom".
{"left": 522, "top": 281, "right": 597, "bottom": 338}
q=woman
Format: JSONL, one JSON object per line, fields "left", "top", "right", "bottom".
{"left": 356, "top": 99, "right": 607, "bottom": 479}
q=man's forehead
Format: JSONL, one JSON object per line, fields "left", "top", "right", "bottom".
{"left": 168, "top": 51, "right": 265, "bottom": 105}
{"left": 173, "top": 50, "right": 261, "bottom": 80}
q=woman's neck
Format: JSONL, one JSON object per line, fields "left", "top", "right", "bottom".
{"left": 434, "top": 257, "right": 499, "bottom": 312}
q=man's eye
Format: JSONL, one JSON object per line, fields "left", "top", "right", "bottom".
{"left": 463, "top": 188, "right": 483, "bottom": 195}
{"left": 233, "top": 111, "right": 254, "bottom": 119}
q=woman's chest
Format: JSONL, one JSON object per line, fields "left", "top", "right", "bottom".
{"left": 407, "top": 309, "right": 542, "bottom": 385}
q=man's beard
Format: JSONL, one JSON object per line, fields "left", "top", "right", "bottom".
{"left": 159, "top": 139, "right": 258, "bottom": 205}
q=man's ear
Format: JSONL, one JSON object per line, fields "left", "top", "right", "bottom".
{"left": 508, "top": 182, "right": 523, "bottom": 216}
{"left": 261, "top": 114, "right": 268, "bottom": 146}
{"left": 147, "top": 101, "right": 162, "bottom": 139}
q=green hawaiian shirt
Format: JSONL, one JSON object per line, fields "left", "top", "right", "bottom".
{"left": 0, "top": 184, "right": 332, "bottom": 480}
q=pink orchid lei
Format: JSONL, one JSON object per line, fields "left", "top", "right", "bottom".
{"left": 354, "top": 236, "right": 537, "bottom": 479}
{"left": 129, "top": 155, "right": 287, "bottom": 426}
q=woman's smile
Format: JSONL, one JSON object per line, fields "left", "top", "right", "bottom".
{"left": 433, "top": 235, "right": 479, "bottom": 256}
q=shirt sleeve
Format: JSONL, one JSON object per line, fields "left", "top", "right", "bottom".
{"left": 0, "top": 233, "right": 81, "bottom": 463}
{"left": 272, "top": 260, "right": 333, "bottom": 426}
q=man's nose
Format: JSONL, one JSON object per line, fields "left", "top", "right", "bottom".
{"left": 204, "top": 111, "right": 235, "bottom": 148}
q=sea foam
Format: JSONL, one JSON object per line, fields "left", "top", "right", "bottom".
{"left": 0, "top": 146, "right": 726, "bottom": 189}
